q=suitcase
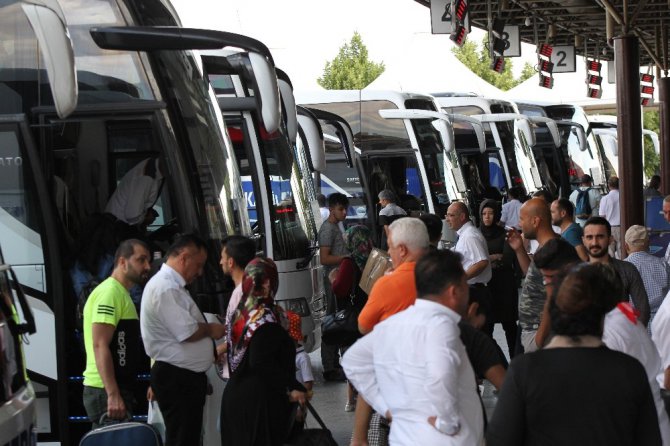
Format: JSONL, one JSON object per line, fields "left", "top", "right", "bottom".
{"left": 79, "top": 420, "right": 163, "bottom": 446}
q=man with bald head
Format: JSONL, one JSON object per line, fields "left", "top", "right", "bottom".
{"left": 508, "top": 198, "right": 561, "bottom": 352}
{"left": 446, "top": 202, "right": 493, "bottom": 335}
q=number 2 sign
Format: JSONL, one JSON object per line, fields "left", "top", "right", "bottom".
{"left": 550, "top": 45, "right": 576, "bottom": 73}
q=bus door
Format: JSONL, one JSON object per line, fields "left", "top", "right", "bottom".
{"left": 358, "top": 150, "right": 428, "bottom": 247}
{"left": 0, "top": 114, "right": 71, "bottom": 444}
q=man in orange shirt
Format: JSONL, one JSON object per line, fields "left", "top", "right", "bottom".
{"left": 352, "top": 217, "right": 429, "bottom": 445}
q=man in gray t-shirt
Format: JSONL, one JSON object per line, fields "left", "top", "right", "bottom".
{"left": 318, "top": 192, "right": 350, "bottom": 381}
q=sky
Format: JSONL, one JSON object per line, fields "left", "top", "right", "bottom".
{"left": 170, "top": 0, "right": 538, "bottom": 90}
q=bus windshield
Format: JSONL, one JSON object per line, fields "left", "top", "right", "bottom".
{"left": 229, "top": 121, "right": 314, "bottom": 261}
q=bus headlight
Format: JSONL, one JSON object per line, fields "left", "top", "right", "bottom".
{"left": 278, "top": 297, "right": 311, "bottom": 317}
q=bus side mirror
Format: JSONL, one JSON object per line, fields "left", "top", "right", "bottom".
{"left": 248, "top": 52, "right": 281, "bottom": 134}
{"left": 22, "top": 0, "right": 77, "bottom": 118}
{"left": 432, "top": 119, "right": 455, "bottom": 153}
{"left": 574, "top": 126, "right": 588, "bottom": 151}
{"left": 277, "top": 78, "right": 297, "bottom": 145}
{"left": 297, "top": 113, "right": 325, "bottom": 172}
{"left": 516, "top": 119, "right": 536, "bottom": 147}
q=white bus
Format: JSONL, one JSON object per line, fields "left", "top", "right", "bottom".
{"left": 297, "top": 90, "right": 467, "bottom": 246}
{"left": 435, "top": 95, "right": 546, "bottom": 199}
{"left": 203, "top": 55, "right": 325, "bottom": 350}
{"left": 517, "top": 102, "right": 608, "bottom": 196}
{"left": 0, "top": 0, "right": 291, "bottom": 442}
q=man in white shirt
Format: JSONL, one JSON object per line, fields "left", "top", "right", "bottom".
{"left": 342, "top": 250, "right": 484, "bottom": 446}
{"left": 141, "top": 234, "right": 226, "bottom": 446}
{"left": 652, "top": 292, "right": 670, "bottom": 397}
{"left": 599, "top": 176, "right": 621, "bottom": 258}
{"left": 105, "top": 158, "right": 164, "bottom": 226}
{"left": 500, "top": 186, "right": 523, "bottom": 230}
{"left": 216, "top": 235, "right": 256, "bottom": 379}
{"left": 446, "top": 202, "right": 493, "bottom": 335}
{"left": 600, "top": 264, "right": 670, "bottom": 444}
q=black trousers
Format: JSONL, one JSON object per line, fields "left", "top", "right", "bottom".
{"left": 151, "top": 361, "right": 207, "bottom": 446}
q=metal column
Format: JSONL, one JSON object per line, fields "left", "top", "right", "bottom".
{"left": 660, "top": 77, "right": 670, "bottom": 195}
{"left": 614, "top": 35, "right": 644, "bottom": 241}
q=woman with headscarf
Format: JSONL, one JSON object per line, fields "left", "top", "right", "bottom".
{"left": 479, "top": 199, "right": 519, "bottom": 356}
{"left": 220, "top": 257, "right": 306, "bottom": 446}
{"left": 328, "top": 225, "right": 373, "bottom": 412}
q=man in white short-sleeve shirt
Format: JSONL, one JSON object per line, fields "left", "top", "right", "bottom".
{"left": 446, "top": 202, "right": 491, "bottom": 286}
{"left": 446, "top": 202, "right": 493, "bottom": 337}
{"left": 141, "top": 234, "right": 226, "bottom": 446}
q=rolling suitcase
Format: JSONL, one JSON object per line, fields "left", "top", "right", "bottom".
{"left": 79, "top": 419, "right": 163, "bottom": 446}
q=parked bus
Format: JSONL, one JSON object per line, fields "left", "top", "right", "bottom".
{"left": 203, "top": 55, "right": 324, "bottom": 350}
{"left": 590, "top": 114, "right": 660, "bottom": 183}
{"left": 435, "top": 95, "right": 547, "bottom": 199}
{"left": 517, "top": 102, "right": 608, "bottom": 196}
{"left": 297, "top": 90, "right": 467, "bottom": 246}
{"left": 0, "top": 245, "right": 37, "bottom": 445}
{"left": 0, "top": 0, "right": 289, "bottom": 442}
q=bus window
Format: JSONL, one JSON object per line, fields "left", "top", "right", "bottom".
{"left": 0, "top": 127, "right": 46, "bottom": 293}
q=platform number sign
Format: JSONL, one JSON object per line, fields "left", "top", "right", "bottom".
{"left": 502, "top": 25, "right": 520, "bottom": 57}
{"left": 431, "top": 0, "right": 454, "bottom": 34}
{"left": 550, "top": 45, "right": 576, "bottom": 73}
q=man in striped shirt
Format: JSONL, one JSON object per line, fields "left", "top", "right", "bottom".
{"left": 624, "top": 225, "right": 670, "bottom": 331}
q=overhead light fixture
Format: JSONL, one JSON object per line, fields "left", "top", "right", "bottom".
{"left": 587, "top": 87, "right": 603, "bottom": 99}
{"left": 524, "top": 17, "right": 532, "bottom": 27}
{"left": 537, "top": 43, "right": 554, "bottom": 89}
{"left": 450, "top": 24, "right": 468, "bottom": 47}
{"left": 454, "top": 0, "right": 468, "bottom": 22}
{"left": 587, "top": 74, "right": 603, "bottom": 86}
{"left": 537, "top": 43, "right": 553, "bottom": 59}
{"left": 449, "top": 0, "right": 469, "bottom": 47}
{"left": 539, "top": 74, "right": 554, "bottom": 89}
{"left": 640, "top": 72, "right": 654, "bottom": 106}
{"left": 538, "top": 59, "right": 554, "bottom": 75}
{"left": 491, "top": 56, "right": 506, "bottom": 73}
{"left": 586, "top": 58, "right": 603, "bottom": 99}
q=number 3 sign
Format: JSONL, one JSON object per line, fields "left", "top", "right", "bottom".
{"left": 551, "top": 46, "right": 576, "bottom": 73}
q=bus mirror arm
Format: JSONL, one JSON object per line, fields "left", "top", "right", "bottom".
{"left": 296, "top": 245, "right": 319, "bottom": 270}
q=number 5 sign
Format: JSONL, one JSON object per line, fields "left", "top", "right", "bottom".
{"left": 551, "top": 45, "right": 576, "bottom": 73}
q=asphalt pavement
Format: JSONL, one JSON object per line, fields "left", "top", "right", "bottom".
{"left": 307, "top": 324, "right": 510, "bottom": 445}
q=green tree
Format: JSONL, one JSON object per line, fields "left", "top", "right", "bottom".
{"left": 452, "top": 36, "right": 534, "bottom": 91}
{"left": 317, "top": 32, "right": 385, "bottom": 89}
{"left": 643, "top": 110, "right": 660, "bottom": 179}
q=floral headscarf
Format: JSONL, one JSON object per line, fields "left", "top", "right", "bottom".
{"left": 343, "top": 225, "right": 374, "bottom": 271}
{"left": 228, "top": 257, "right": 286, "bottom": 372}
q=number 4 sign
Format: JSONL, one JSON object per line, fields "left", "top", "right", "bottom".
{"left": 551, "top": 46, "right": 576, "bottom": 73}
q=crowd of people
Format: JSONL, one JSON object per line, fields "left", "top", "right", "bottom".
{"left": 79, "top": 175, "right": 670, "bottom": 446}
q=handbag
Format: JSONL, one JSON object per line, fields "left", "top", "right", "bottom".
{"left": 284, "top": 402, "right": 338, "bottom": 446}
{"left": 321, "top": 306, "right": 361, "bottom": 347}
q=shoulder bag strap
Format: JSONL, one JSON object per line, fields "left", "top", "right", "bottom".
{"left": 305, "top": 401, "right": 330, "bottom": 431}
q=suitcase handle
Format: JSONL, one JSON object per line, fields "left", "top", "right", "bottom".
{"left": 98, "top": 412, "right": 132, "bottom": 426}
